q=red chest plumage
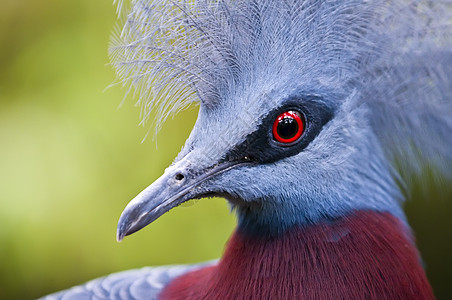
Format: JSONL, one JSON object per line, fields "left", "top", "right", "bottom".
{"left": 160, "top": 211, "right": 433, "bottom": 299}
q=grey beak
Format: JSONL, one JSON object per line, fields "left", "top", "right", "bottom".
{"left": 116, "top": 159, "right": 251, "bottom": 241}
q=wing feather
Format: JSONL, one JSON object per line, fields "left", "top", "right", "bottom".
{"left": 41, "top": 262, "right": 215, "bottom": 300}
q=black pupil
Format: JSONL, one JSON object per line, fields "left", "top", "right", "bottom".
{"left": 277, "top": 116, "right": 298, "bottom": 139}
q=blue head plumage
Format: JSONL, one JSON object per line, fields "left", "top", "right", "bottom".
{"left": 39, "top": 2, "right": 452, "bottom": 299}
{"left": 111, "top": 0, "right": 451, "bottom": 238}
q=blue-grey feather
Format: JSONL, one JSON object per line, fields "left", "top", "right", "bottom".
{"left": 111, "top": 0, "right": 451, "bottom": 183}
{"left": 41, "top": 261, "right": 216, "bottom": 300}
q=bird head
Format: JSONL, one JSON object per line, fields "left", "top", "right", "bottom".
{"left": 113, "top": 1, "right": 451, "bottom": 240}
{"left": 116, "top": 81, "right": 404, "bottom": 239}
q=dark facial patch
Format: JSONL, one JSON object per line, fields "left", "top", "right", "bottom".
{"left": 225, "top": 95, "right": 334, "bottom": 164}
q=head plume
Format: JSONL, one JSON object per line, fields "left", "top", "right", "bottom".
{"left": 110, "top": 0, "right": 451, "bottom": 186}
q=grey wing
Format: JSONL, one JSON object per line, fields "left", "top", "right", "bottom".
{"left": 40, "top": 261, "right": 216, "bottom": 300}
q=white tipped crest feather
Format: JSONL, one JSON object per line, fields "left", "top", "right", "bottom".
{"left": 111, "top": 0, "right": 451, "bottom": 181}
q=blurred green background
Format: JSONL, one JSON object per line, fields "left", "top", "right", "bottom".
{"left": 0, "top": 1, "right": 450, "bottom": 299}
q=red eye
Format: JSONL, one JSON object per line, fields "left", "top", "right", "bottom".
{"left": 272, "top": 110, "right": 305, "bottom": 144}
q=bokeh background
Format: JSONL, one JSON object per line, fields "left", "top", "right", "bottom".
{"left": 0, "top": 1, "right": 450, "bottom": 299}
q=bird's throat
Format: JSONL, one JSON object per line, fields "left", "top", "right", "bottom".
{"left": 159, "top": 211, "right": 433, "bottom": 299}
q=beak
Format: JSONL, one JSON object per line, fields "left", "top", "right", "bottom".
{"left": 117, "top": 158, "right": 249, "bottom": 241}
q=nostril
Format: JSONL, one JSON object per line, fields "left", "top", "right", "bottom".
{"left": 175, "top": 173, "right": 185, "bottom": 181}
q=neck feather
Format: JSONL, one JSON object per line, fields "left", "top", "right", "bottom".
{"left": 160, "top": 210, "right": 433, "bottom": 300}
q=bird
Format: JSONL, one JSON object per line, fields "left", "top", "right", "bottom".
{"left": 44, "top": 0, "right": 451, "bottom": 299}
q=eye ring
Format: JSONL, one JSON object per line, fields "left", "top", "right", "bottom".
{"left": 272, "top": 110, "right": 305, "bottom": 144}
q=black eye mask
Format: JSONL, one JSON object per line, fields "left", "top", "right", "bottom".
{"left": 224, "top": 95, "right": 334, "bottom": 164}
